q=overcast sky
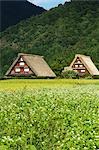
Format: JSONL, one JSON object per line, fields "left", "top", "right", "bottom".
{"left": 28, "top": 0, "right": 70, "bottom": 10}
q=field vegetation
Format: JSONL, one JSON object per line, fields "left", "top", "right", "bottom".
{"left": 0, "top": 79, "right": 99, "bottom": 149}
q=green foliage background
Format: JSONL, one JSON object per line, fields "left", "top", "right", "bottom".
{"left": 0, "top": 1, "right": 99, "bottom": 76}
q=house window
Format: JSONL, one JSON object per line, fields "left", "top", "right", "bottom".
{"left": 75, "top": 65, "right": 78, "bottom": 68}
{"left": 77, "top": 60, "right": 81, "bottom": 63}
{"left": 20, "top": 58, "right": 23, "bottom": 61}
{"left": 24, "top": 68, "right": 29, "bottom": 72}
{"left": 20, "top": 62, "right": 25, "bottom": 66}
{"left": 15, "top": 68, "right": 20, "bottom": 73}
{"left": 81, "top": 70, "right": 85, "bottom": 73}
{"left": 79, "top": 64, "right": 83, "bottom": 67}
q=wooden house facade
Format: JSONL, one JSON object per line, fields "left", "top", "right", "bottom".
{"left": 63, "top": 54, "right": 99, "bottom": 76}
{"left": 5, "top": 53, "right": 56, "bottom": 78}
{"left": 9, "top": 57, "right": 33, "bottom": 76}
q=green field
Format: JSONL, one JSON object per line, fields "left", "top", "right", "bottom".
{"left": 0, "top": 79, "right": 99, "bottom": 90}
{"left": 0, "top": 79, "right": 99, "bottom": 150}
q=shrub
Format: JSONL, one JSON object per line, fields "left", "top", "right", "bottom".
{"left": 61, "top": 70, "right": 79, "bottom": 79}
{"left": 84, "top": 75, "right": 93, "bottom": 79}
{"left": 93, "top": 75, "right": 99, "bottom": 79}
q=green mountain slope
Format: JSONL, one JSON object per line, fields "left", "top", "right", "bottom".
{"left": 1, "top": 1, "right": 99, "bottom": 76}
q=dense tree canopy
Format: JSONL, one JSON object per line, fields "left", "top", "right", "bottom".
{"left": 0, "top": 0, "right": 45, "bottom": 31}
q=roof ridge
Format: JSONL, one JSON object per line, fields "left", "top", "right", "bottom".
{"left": 18, "top": 53, "right": 43, "bottom": 57}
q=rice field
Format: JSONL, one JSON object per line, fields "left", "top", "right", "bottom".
{"left": 0, "top": 79, "right": 99, "bottom": 150}
{"left": 0, "top": 79, "right": 99, "bottom": 90}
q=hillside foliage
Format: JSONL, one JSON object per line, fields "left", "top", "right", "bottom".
{"left": 0, "top": 1, "right": 99, "bottom": 76}
{"left": 0, "top": 0, "right": 45, "bottom": 31}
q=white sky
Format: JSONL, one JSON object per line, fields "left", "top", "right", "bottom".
{"left": 28, "top": 0, "right": 70, "bottom": 10}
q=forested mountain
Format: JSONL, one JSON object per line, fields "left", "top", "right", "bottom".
{"left": 0, "top": 0, "right": 45, "bottom": 31}
{"left": 0, "top": 1, "right": 99, "bottom": 76}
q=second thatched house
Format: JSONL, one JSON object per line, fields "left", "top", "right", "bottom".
{"left": 5, "top": 53, "right": 56, "bottom": 78}
{"left": 63, "top": 54, "right": 99, "bottom": 76}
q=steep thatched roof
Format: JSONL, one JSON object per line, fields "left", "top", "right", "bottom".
{"left": 70, "top": 54, "right": 99, "bottom": 76}
{"left": 5, "top": 53, "right": 56, "bottom": 77}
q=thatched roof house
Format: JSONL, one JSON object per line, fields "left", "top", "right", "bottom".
{"left": 5, "top": 53, "right": 56, "bottom": 78}
{"left": 63, "top": 54, "right": 99, "bottom": 76}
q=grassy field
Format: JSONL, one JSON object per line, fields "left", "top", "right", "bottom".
{"left": 0, "top": 79, "right": 99, "bottom": 150}
{"left": 0, "top": 79, "right": 99, "bottom": 90}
